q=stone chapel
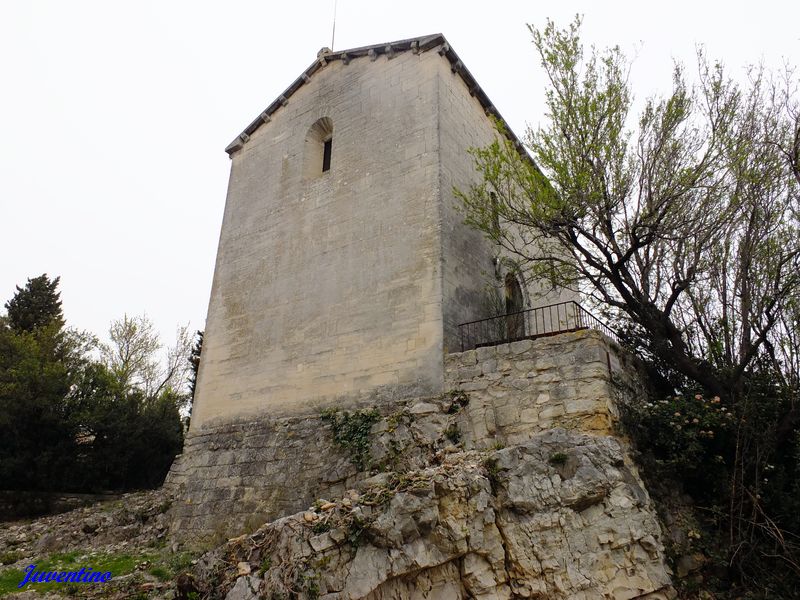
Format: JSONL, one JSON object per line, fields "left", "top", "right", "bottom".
{"left": 164, "top": 45, "right": 674, "bottom": 600}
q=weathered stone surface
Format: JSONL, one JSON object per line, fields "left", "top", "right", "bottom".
{"left": 447, "top": 330, "right": 640, "bottom": 445}
{"left": 168, "top": 394, "right": 462, "bottom": 542}
{"left": 408, "top": 402, "right": 438, "bottom": 415}
{"left": 189, "top": 430, "right": 673, "bottom": 599}
{"left": 193, "top": 37, "right": 580, "bottom": 430}
{"left": 225, "top": 575, "right": 262, "bottom": 600}
{"left": 167, "top": 329, "right": 647, "bottom": 543}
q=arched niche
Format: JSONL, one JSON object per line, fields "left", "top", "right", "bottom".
{"left": 303, "top": 117, "right": 334, "bottom": 179}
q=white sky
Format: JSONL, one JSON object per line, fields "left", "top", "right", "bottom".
{"left": 1, "top": 0, "right": 798, "bottom": 346}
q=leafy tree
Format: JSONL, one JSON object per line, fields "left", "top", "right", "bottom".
{"left": 459, "top": 19, "right": 799, "bottom": 401}
{"left": 101, "top": 314, "right": 192, "bottom": 402}
{"left": 0, "top": 278, "right": 188, "bottom": 495}
{"left": 458, "top": 17, "right": 800, "bottom": 593}
{"left": 0, "top": 274, "right": 93, "bottom": 492}
{"left": 87, "top": 314, "right": 190, "bottom": 489}
{"left": 4, "top": 274, "right": 64, "bottom": 333}
{"left": 68, "top": 362, "right": 184, "bottom": 490}
{"left": 0, "top": 319, "right": 80, "bottom": 491}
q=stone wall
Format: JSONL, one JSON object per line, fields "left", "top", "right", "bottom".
{"left": 191, "top": 37, "right": 578, "bottom": 430}
{"left": 166, "top": 413, "right": 367, "bottom": 542}
{"left": 435, "top": 58, "right": 576, "bottom": 352}
{"left": 167, "top": 389, "right": 485, "bottom": 543}
{"left": 445, "top": 329, "right": 628, "bottom": 446}
{"left": 167, "top": 329, "right": 641, "bottom": 544}
{"left": 189, "top": 429, "right": 674, "bottom": 600}
{"left": 192, "top": 47, "right": 446, "bottom": 428}
{"left": 436, "top": 53, "right": 501, "bottom": 352}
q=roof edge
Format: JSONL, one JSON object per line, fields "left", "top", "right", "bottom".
{"left": 225, "top": 34, "right": 529, "bottom": 161}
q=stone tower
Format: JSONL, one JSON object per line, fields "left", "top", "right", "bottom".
{"left": 190, "top": 35, "right": 566, "bottom": 430}
{"left": 165, "top": 45, "right": 673, "bottom": 592}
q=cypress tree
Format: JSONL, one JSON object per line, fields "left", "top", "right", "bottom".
{"left": 5, "top": 274, "right": 64, "bottom": 333}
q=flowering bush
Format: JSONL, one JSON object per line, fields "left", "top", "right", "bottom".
{"left": 622, "top": 393, "right": 734, "bottom": 497}
{"left": 622, "top": 375, "right": 800, "bottom": 595}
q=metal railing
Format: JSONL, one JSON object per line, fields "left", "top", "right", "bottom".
{"left": 457, "top": 300, "right": 618, "bottom": 352}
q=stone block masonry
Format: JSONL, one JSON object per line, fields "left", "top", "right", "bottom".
{"left": 166, "top": 413, "right": 367, "bottom": 543}
{"left": 167, "top": 329, "right": 641, "bottom": 544}
{"left": 191, "top": 35, "right": 579, "bottom": 430}
{"left": 192, "top": 47, "right": 448, "bottom": 428}
{"left": 445, "top": 329, "right": 628, "bottom": 447}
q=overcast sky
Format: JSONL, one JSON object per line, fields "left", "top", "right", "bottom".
{"left": 1, "top": 0, "right": 798, "bottom": 347}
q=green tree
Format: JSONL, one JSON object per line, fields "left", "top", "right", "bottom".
{"left": 0, "top": 278, "right": 187, "bottom": 495}
{"left": 458, "top": 17, "right": 800, "bottom": 592}
{"left": 5, "top": 274, "right": 64, "bottom": 333}
{"left": 460, "top": 19, "right": 799, "bottom": 400}
{"left": 0, "top": 275, "right": 94, "bottom": 491}
{"left": 0, "top": 321, "right": 86, "bottom": 491}
{"left": 68, "top": 362, "right": 184, "bottom": 491}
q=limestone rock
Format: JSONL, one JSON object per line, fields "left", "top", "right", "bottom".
{"left": 190, "top": 430, "right": 673, "bottom": 599}
{"left": 224, "top": 575, "right": 262, "bottom": 600}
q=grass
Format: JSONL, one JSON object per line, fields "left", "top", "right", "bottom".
{"left": 167, "top": 551, "right": 196, "bottom": 574}
{"left": 0, "top": 550, "right": 153, "bottom": 595}
{"left": 148, "top": 565, "right": 171, "bottom": 581}
{"left": 0, "top": 547, "right": 198, "bottom": 596}
{"left": 0, "top": 550, "right": 24, "bottom": 566}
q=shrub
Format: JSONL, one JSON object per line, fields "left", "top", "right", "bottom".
{"left": 444, "top": 424, "right": 461, "bottom": 444}
{"left": 320, "top": 408, "right": 380, "bottom": 470}
{"left": 621, "top": 393, "right": 734, "bottom": 499}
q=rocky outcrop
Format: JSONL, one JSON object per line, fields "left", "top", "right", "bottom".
{"left": 189, "top": 429, "right": 674, "bottom": 599}
{"left": 167, "top": 331, "right": 640, "bottom": 544}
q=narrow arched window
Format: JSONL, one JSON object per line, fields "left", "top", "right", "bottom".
{"left": 322, "top": 138, "right": 332, "bottom": 172}
{"left": 303, "top": 117, "right": 334, "bottom": 178}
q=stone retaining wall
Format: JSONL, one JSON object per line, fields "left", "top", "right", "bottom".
{"left": 445, "top": 329, "right": 633, "bottom": 446}
{"left": 166, "top": 414, "right": 367, "bottom": 544}
{"left": 167, "top": 329, "right": 644, "bottom": 543}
